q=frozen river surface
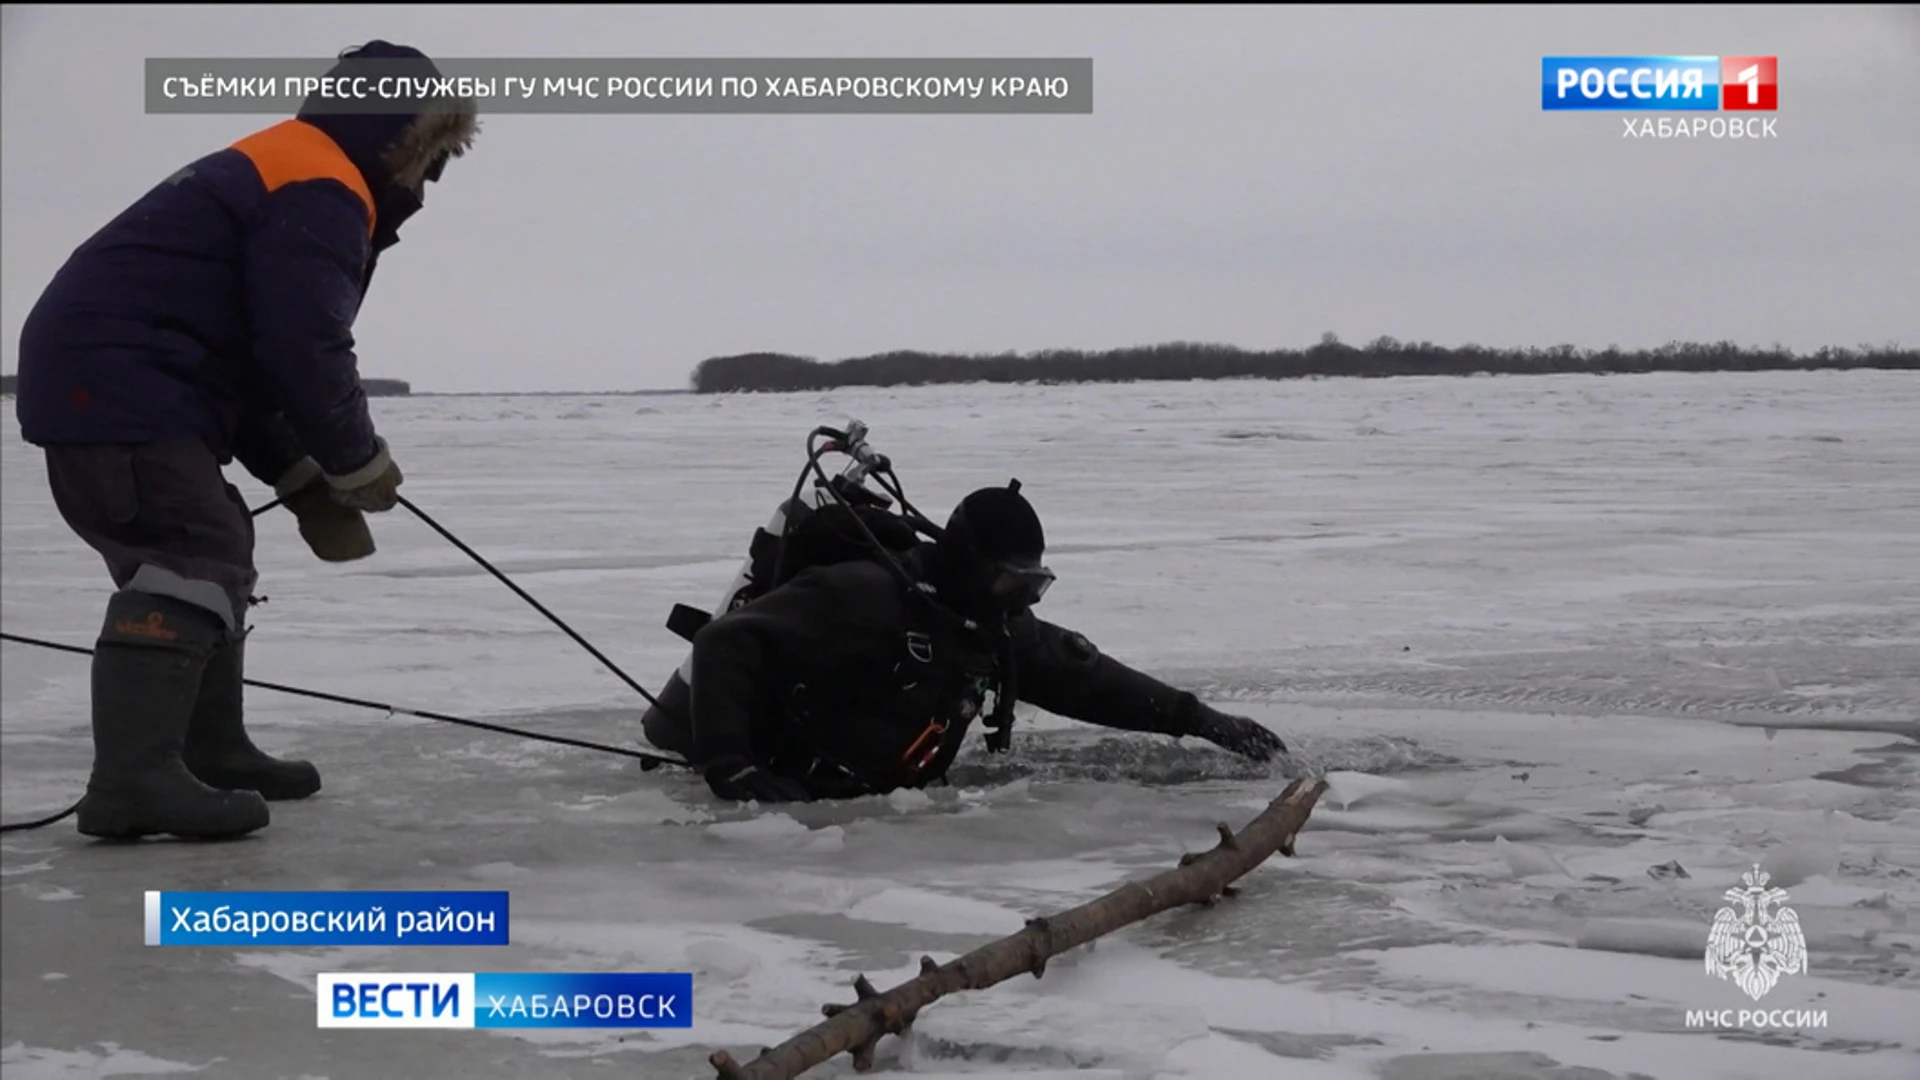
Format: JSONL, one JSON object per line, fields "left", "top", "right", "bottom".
{"left": 3, "top": 370, "right": 1917, "bottom": 1079}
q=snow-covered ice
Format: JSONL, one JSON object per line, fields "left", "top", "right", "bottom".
{"left": 4, "top": 371, "right": 1917, "bottom": 1079}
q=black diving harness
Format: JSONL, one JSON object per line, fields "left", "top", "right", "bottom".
{"left": 785, "top": 424, "right": 1026, "bottom": 762}
{"left": 669, "top": 424, "right": 1027, "bottom": 795}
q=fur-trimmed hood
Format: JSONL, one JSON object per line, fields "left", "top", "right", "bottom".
{"left": 380, "top": 105, "right": 479, "bottom": 193}
{"left": 295, "top": 41, "right": 479, "bottom": 209}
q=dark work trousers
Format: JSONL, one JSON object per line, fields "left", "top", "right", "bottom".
{"left": 43, "top": 441, "right": 258, "bottom": 632}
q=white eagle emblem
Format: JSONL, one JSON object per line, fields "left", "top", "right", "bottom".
{"left": 1705, "top": 864, "right": 1807, "bottom": 1001}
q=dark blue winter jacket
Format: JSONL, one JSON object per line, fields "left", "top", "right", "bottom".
{"left": 14, "top": 43, "right": 475, "bottom": 484}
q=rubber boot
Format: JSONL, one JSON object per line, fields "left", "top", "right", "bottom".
{"left": 183, "top": 628, "right": 322, "bottom": 800}
{"left": 75, "top": 591, "right": 271, "bottom": 840}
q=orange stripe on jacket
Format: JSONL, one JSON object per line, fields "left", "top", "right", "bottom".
{"left": 231, "top": 119, "right": 376, "bottom": 237}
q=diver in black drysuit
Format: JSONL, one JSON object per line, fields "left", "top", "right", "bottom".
{"left": 641, "top": 484, "right": 1287, "bottom": 804}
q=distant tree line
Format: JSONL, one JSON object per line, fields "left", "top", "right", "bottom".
{"left": 0, "top": 375, "right": 410, "bottom": 396}
{"left": 688, "top": 338, "right": 1918, "bottom": 393}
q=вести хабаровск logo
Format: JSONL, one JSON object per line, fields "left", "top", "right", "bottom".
{"left": 316, "top": 972, "right": 693, "bottom": 1029}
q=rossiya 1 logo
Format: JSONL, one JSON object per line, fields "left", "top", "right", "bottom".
{"left": 1539, "top": 55, "right": 1778, "bottom": 140}
{"left": 1685, "top": 864, "right": 1828, "bottom": 1032}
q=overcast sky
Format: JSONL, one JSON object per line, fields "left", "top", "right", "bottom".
{"left": 3, "top": 5, "right": 1916, "bottom": 392}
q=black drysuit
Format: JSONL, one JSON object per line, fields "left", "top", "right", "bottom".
{"left": 656, "top": 551, "right": 1225, "bottom": 799}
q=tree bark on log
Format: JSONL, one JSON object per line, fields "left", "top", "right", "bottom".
{"left": 709, "top": 775, "right": 1331, "bottom": 1080}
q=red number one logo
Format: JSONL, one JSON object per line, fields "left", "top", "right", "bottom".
{"left": 1721, "top": 56, "right": 1778, "bottom": 111}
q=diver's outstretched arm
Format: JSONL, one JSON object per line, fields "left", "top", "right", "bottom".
{"left": 1009, "top": 616, "right": 1286, "bottom": 761}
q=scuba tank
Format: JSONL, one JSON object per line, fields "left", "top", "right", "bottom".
{"left": 667, "top": 421, "right": 909, "bottom": 684}
{"left": 642, "top": 421, "right": 906, "bottom": 758}
{"left": 640, "top": 420, "right": 1024, "bottom": 769}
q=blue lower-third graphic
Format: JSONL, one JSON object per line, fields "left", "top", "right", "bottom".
{"left": 317, "top": 972, "right": 692, "bottom": 1029}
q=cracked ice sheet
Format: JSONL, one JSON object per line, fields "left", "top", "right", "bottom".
{"left": 6, "top": 373, "right": 1920, "bottom": 1079}
{"left": 1354, "top": 943, "right": 1914, "bottom": 1044}
{"left": 0, "top": 1042, "right": 211, "bottom": 1078}
{"left": 1029, "top": 940, "right": 1915, "bottom": 1080}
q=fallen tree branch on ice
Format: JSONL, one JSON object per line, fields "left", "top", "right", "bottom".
{"left": 709, "top": 775, "right": 1332, "bottom": 1080}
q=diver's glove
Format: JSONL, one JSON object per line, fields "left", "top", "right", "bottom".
{"left": 1186, "top": 704, "right": 1288, "bottom": 762}
{"left": 703, "top": 755, "right": 814, "bottom": 804}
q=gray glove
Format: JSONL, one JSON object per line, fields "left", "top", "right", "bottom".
{"left": 1188, "top": 705, "right": 1288, "bottom": 762}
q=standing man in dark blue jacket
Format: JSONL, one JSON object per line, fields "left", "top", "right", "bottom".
{"left": 13, "top": 42, "right": 478, "bottom": 841}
